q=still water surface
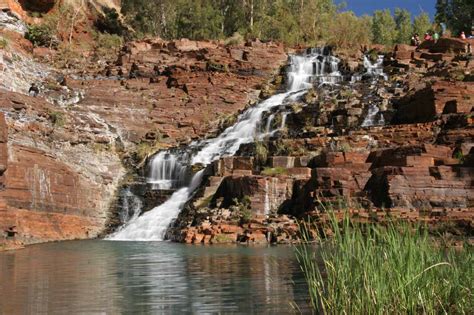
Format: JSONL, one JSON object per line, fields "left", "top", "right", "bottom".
{"left": 0, "top": 241, "right": 309, "bottom": 314}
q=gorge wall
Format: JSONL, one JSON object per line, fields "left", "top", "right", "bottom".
{"left": 0, "top": 12, "right": 287, "bottom": 249}
{"left": 1, "top": 4, "right": 473, "bottom": 248}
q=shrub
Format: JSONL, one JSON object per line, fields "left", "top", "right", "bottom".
{"left": 254, "top": 141, "right": 268, "bottom": 165}
{"left": 230, "top": 196, "right": 252, "bottom": 224}
{"left": 224, "top": 32, "right": 244, "bottom": 46}
{"left": 93, "top": 32, "right": 123, "bottom": 57}
{"left": 0, "top": 38, "right": 7, "bottom": 49}
{"left": 94, "top": 7, "right": 125, "bottom": 36}
{"left": 48, "top": 111, "right": 64, "bottom": 127}
{"left": 25, "top": 24, "right": 57, "bottom": 47}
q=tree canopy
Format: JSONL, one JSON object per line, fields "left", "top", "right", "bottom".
{"left": 121, "top": 0, "right": 435, "bottom": 48}
{"left": 435, "top": 0, "right": 474, "bottom": 35}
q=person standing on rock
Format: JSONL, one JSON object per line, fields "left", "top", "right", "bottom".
{"left": 28, "top": 83, "right": 39, "bottom": 97}
{"left": 460, "top": 31, "right": 466, "bottom": 40}
{"left": 411, "top": 34, "right": 421, "bottom": 46}
{"left": 433, "top": 32, "right": 440, "bottom": 43}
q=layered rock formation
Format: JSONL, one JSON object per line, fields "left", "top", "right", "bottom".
{"left": 164, "top": 39, "right": 473, "bottom": 244}
{"left": 0, "top": 33, "right": 287, "bottom": 248}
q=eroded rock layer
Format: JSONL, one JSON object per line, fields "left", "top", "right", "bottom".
{"left": 165, "top": 38, "right": 473, "bottom": 245}
{"left": 0, "top": 37, "right": 287, "bottom": 248}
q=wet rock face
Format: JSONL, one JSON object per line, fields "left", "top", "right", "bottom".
{"left": 166, "top": 40, "right": 473, "bottom": 244}
{"left": 0, "top": 35, "right": 287, "bottom": 247}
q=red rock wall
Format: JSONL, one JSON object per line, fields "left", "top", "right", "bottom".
{"left": 0, "top": 114, "right": 107, "bottom": 244}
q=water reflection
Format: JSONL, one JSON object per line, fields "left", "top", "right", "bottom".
{"left": 0, "top": 241, "right": 309, "bottom": 314}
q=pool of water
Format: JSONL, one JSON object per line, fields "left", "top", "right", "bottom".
{"left": 0, "top": 241, "right": 310, "bottom": 314}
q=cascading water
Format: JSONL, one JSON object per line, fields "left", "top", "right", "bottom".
{"left": 118, "top": 188, "right": 143, "bottom": 224}
{"left": 147, "top": 151, "right": 191, "bottom": 190}
{"left": 361, "top": 103, "right": 385, "bottom": 127}
{"left": 108, "top": 48, "right": 342, "bottom": 241}
{"left": 352, "top": 55, "right": 388, "bottom": 82}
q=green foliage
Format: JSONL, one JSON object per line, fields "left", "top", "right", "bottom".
{"left": 93, "top": 32, "right": 123, "bottom": 57}
{"left": 213, "top": 234, "right": 234, "bottom": 243}
{"left": 261, "top": 167, "right": 288, "bottom": 176}
{"left": 453, "top": 150, "right": 465, "bottom": 164}
{"left": 175, "top": 0, "right": 223, "bottom": 40}
{"left": 0, "top": 38, "right": 7, "bottom": 49}
{"left": 255, "top": 141, "right": 268, "bottom": 165}
{"left": 48, "top": 111, "right": 65, "bottom": 127}
{"left": 372, "top": 9, "right": 397, "bottom": 46}
{"left": 94, "top": 7, "right": 125, "bottom": 36}
{"left": 296, "top": 213, "right": 474, "bottom": 314}
{"left": 413, "top": 12, "right": 433, "bottom": 37}
{"left": 25, "top": 24, "right": 56, "bottom": 47}
{"left": 327, "top": 12, "right": 372, "bottom": 48}
{"left": 121, "top": 0, "right": 433, "bottom": 48}
{"left": 224, "top": 32, "right": 244, "bottom": 46}
{"left": 435, "top": 0, "right": 474, "bottom": 35}
{"left": 394, "top": 8, "right": 413, "bottom": 44}
{"left": 230, "top": 196, "right": 252, "bottom": 224}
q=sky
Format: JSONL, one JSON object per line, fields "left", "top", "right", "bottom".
{"left": 337, "top": 0, "right": 437, "bottom": 18}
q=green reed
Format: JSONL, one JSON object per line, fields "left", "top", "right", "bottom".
{"left": 295, "top": 213, "right": 473, "bottom": 314}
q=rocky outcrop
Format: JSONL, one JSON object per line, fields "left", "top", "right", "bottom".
{"left": 165, "top": 40, "right": 473, "bottom": 244}
{"left": 0, "top": 37, "right": 287, "bottom": 247}
{"left": 393, "top": 81, "right": 473, "bottom": 123}
{"left": 0, "top": 92, "right": 125, "bottom": 245}
{"left": 69, "top": 38, "right": 287, "bottom": 149}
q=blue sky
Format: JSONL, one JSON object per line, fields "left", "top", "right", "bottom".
{"left": 337, "top": 0, "right": 436, "bottom": 18}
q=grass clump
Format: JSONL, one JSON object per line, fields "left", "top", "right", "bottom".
{"left": 296, "top": 213, "right": 473, "bottom": 314}
{"left": 48, "top": 111, "right": 65, "bottom": 127}
{"left": 230, "top": 196, "right": 252, "bottom": 224}
{"left": 224, "top": 32, "right": 244, "bottom": 46}
{"left": 255, "top": 141, "right": 268, "bottom": 165}
{"left": 261, "top": 167, "right": 288, "bottom": 176}
{"left": 0, "top": 38, "right": 8, "bottom": 49}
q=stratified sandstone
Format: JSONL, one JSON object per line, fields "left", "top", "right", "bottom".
{"left": 168, "top": 38, "right": 473, "bottom": 244}
{"left": 0, "top": 35, "right": 287, "bottom": 247}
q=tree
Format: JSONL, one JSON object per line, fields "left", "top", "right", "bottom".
{"left": 435, "top": 0, "right": 473, "bottom": 35}
{"left": 175, "top": 0, "right": 223, "bottom": 40}
{"left": 372, "top": 10, "right": 397, "bottom": 46}
{"left": 328, "top": 12, "right": 372, "bottom": 48}
{"left": 435, "top": 0, "right": 449, "bottom": 24}
{"left": 413, "top": 12, "right": 432, "bottom": 37}
{"left": 394, "top": 8, "right": 413, "bottom": 44}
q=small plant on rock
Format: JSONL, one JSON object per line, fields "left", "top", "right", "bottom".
{"left": 255, "top": 141, "right": 268, "bottom": 165}
{"left": 230, "top": 196, "right": 253, "bottom": 224}
{"left": 48, "top": 111, "right": 65, "bottom": 127}
{"left": 0, "top": 38, "right": 8, "bottom": 49}
{"left": 261, "top": 167, "right": 288, "bottom": 176}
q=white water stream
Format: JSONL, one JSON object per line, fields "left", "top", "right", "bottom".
{"left": 108, "top": 48, "right": 342, "bottom": 241}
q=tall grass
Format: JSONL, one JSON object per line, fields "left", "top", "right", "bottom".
{"left": 295, "top": 213, "right": 473, "bottom": 314}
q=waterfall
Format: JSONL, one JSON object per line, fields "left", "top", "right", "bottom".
{"left": 119, "top": 188, "right": 143, "bottom": 224}
{"left": 280, "top": 112, "right": 290, "bottom": 129}
{"left": 361, "top": 103, "right": 385, "bottom": 127}
{"left": 352, "top": 55, "right": 388, "bottom": 82}
{"left": 147, "top": 151, "right": 191, "bottom": 190}
{"left": 265, "top": 114, "right": 275, "bottom": 134}
{"left": 107, "top": 48, "right": 341, "bottom": 241}
{"left": 264, "top": 181, "right": 270, "bottom": 216}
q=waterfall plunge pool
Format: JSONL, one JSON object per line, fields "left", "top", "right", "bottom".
{"left": 0, "top": 240, "right": 310, "bottom": 314}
